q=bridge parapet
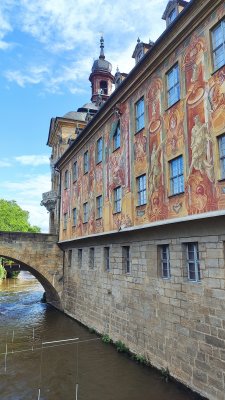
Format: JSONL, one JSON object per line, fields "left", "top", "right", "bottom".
{"left": 0, "top": 231, "right": 64, "bottom": 310}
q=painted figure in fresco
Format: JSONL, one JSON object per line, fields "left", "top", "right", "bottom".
{"left": 149, "top": 143, "right": 161, "bottom": 197}
{"left": 188, "top": 115, "right": 214, "bottom": 182}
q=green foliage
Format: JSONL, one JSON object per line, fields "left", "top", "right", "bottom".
{"left": 161, "top": 367, "right": 170, "bottom": 382}
{"left": 0, "top": 263, "right": 6, "bottom": 280}
{"left": 6, "top": 270, "right": 20, "bottom": 279}
{"left": 0, "top": 199, "right": 40, "bottom": 233}
{"left": 115, "top": 340, "right": 129, "bottom": 353}
{"left": 88, "top": 327, "right": 98, "bottom": 334}
{"left": 131, "top": 353, "right": 150, "bottom": 366}
{"left": 102, "top": 334, "right": 112, "bottom": 344}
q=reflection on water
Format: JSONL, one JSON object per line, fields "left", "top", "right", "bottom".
{"left": 0, "top": 272, "right": 201, "bottom": 400}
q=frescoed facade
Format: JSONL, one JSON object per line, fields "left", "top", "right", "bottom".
{"left": 43, "top": 1, "right": 225, "bottom": 399}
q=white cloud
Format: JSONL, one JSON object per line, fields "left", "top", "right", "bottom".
{"left": 1, "top": 173, "right": 51, "bottom": 232}
{"left": 5, "top": 65, "right": 50, "bottom": 87}
{"left": 15, "top": 155, "right": 50, "bottom": 166}
{"left": 0, "top": 159, "right": 12, "bottom": 167}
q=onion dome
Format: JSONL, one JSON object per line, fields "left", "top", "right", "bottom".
{"left": 92, "top": 36, "right": 112, "bottom": 73}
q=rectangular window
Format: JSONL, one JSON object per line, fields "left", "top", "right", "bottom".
{"left": 114, "top": 186, "right": 122, "bottom": 213}
{"left": 83, "top": 202, "right": 88, "bottom": 223}
{"left": 96, "top": 137, "right": 103, "bottom": 163}
{"left": 72, "top": 208, "right": 77, "bottom": 226}
{"left": 168, "top": 8, "right": 177, "bottom": 24}
{"left": 218, "top": 134, "right": 225, "bottom": 179}
{"left": 104, "top": 247, "right": 110, "bottom": 272}
{"left": 63, "top": 212, "right": 68, "bottom": 230}
{"left": 170, "top": 156, "right": 184, "bottom": 195}
{"left": 160, "top": 245, "right": 170, "bottom": 279}
{"left": 96, "top": 195, "right": 103, "bottom": 219}
{"left": 137, "top": 174, "right": 147, "bottom": 206}
{"left": 78, "top": 249, "right": 82, "bottom": 268}
{"left": 136, "top": 97, "right": 145, "bottom": 132}
{"left": 64, "top": 170, "right": 69, "bottom": 189}
{"left": 212, "top": 19, "right": 225, "bottom": 71}
{"left": 84, "top": 151, "right": 89, "bottom": 174}
{"left": 186, "top": 243, "right": 200, "bottom": 282}
{"left": 72, "top": 161, "right": 78, "bottom": 181}
{"left": 113, "top": 124, "right": 120, "bottom": 150}
{"left": 122, "top": 246, "right": 131, "bottom": 274}
{"left": 167, "top": 64, "right": 180, "bottom": 107}
{"left": 89, "top": 247, "right": 95, "bottom": 269}
{"left": 68, "top": 249, "right": 72, "bottom": 268}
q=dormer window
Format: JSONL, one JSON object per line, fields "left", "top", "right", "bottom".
{"left": 168, "top": 8, "right": 177, "bottom": 24}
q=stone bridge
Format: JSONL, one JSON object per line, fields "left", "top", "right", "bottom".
{"left": 0, "top": 232, "right": 64, "bottom": 310}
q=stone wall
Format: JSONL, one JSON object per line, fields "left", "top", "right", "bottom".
{"left": 62, "top": 216, "right": 225, "bottom": 400}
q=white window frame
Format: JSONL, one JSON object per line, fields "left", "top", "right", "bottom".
{"left": 167, "top": 63, "right": 180, "bottom": 107}
{"left": 96, "top": 195, "right": 103, "bottom": 219}
{"left": 170, "top": 156, "right": 184, "bottom": 195}
{"left": 218, "top": 134, "right": 225, "bottom": 179}
{"left": 186, "top": 243, "right": 200, "bottom": 282}
{"left": 113, "top": 124, "right": 120, "bottom": 150}
{"left": 135, "top": 97, "right": 145, "bottom": 132}
{"left": 83, "top": 151, "right": 89, "bottom": 174}
{"left": 160, "top": 245, "right": 170, "bottom": 279}
{"left": 72, "top": 207, "right": 77, "bottom": 226}
{"left": 83, "top": 202, "right": 88, "bottom": 223}
{"left": 96, "top": 137, "right": 103, "bottom": 163}
{"left": 114, "top": 186, "right": 122, "bottom": 213}
{"left": 137, "top": 174, "right": 147, "bottom": 206}
{"left": 212, "top": 19, "right": 225, "bottom": 71}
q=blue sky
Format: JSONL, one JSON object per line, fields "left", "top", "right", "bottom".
{"left": 0, "top": 0, "right": 179, "bottom": 232}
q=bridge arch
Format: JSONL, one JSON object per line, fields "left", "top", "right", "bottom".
{"left": 0, "top": 232, "right": 64, "bottom": 310}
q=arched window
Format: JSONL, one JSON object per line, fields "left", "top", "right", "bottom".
{"left": 100, "top": 80, "right": 108, "bottom": 95}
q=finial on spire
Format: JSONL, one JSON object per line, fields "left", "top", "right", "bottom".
{"left": 99, "top": 36, "right": 105, "bottom": 60}
{"left": 137, "top": 37, "right": 141, "bottom": 43}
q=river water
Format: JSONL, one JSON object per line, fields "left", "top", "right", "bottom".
{"left": 0, "top": 272, "right": 202, "bottom": 400}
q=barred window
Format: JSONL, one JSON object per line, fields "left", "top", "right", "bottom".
{"left": 186, "top": 243, "right": 200, "bottom": 282}
{"left": 160, "top": 245, "right": 170, "bottom": 279}
{"left": 122, "top": 246, "right": 131, "bottom": 274}
{"left": 104, "top": 247, "right": 110, "bottom": 272}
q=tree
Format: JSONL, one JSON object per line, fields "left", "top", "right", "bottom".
{"left": 0, "top": 199, "right": 41, "bottom": 233}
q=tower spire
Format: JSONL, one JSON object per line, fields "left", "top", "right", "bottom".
{"left": 99, "top": 36, "right": 105, "bottom": 60}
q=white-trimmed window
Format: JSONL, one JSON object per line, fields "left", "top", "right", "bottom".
{"left": 83, "top": 202, "right": 88, "bottom": 223}
{"left": 167, "top": 63, "right": 180, "bottom": 107}
{"left": 114, "top": 186, "right": 122, "bottom": 213}
{"left": 169, "top": 156, "right": 184, "bottom": 195}
{"left": 89, "top": 247, "right": 95, "bottom": 269}
{"left": 212, "top": 19, "right": 225, "bottom": 71}
{"left": 96, "top": 195, "right": 103, "bottom": 219}
{"left": 186, "top": 243, "right": 200, "bottom": 282}
{"left": 72, "top": 161, "right": 78, "bottom": 182}
{"left": 78, "top": 249, "right": 82, "bottom": 268}
{"left": 122, "top": 246, "right": 131, "bottom": 274}
{"left": 72, "top": 208, "right": 77, "bottom": 226}
{"left": 96, "top": 137, "right": 103, "bottom": 163}
{"left": 136, "top": 97, "right": 145, "bottom": 132}
{"left": 113, "top": 124, "right": 120, "bottom": 150}
{"left": 218, "top": 134, "right": 225, "bottom": 179}
{"left": 160, "top": 245, "right": 170, "bottom": 279}
{"left": 137, "top": 174, "right": 147, "bottom": 206}
{"left": 63, "top": 212, "right": 68, "bottom": 229}
{"left": 84, "top": 151, "right": 89, "bottom": 174}
{"left": 64, "top": 170, "right": 69, "bottom": 189}
{"left": 104, "top": 247, "right": 110, "bottom": 271}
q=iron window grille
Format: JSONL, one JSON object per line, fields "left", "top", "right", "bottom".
{"left": 186, "top": 243, "right": 200, "bottom": 282}
{"left": 212, "top": 19, "right": 225, "bottom": 71}
{"left": 170, "top": 156, "right": 184, "bottom": 195}
{"left": 122, "top": 246, "right": 131, "bottom": 274}
{"left": 104, "top": 247, "right": 110, "bottom": 271}
{"left": 167, "top": 64, "right": 180, "bottom": 107}
{"left": 135, "top": 97, "right": 145, "bottom": 132}
{"left": 137, "top": 174, "right": 147, "bottom": 205}
{"left": 160, "top": 245, "right": 170, "bottom": 279}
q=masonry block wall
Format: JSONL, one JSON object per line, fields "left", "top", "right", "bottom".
{"left": 62, "top": 217, "right": 225, "bottom": 400}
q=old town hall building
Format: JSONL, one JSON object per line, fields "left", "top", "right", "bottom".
{"left": 42, "top": 1, "right": 225, "bottom": 399}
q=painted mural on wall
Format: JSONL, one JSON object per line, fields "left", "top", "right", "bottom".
{"left": 60, "top": 4, "right": 225, "bottom": 240}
